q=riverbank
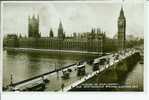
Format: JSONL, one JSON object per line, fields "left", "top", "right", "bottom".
{"left": 4, "top": 47, "right": 102, "bottom": 61}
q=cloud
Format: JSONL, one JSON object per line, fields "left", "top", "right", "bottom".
{"left": 2, "top": 2, "right": 144, "bottom": 38}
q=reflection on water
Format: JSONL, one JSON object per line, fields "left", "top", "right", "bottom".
{"left": 3, "top": 50, "right": 98, "bottom": 87}
{"left": 123, "top": 62, "right": 143, "bottom": 91}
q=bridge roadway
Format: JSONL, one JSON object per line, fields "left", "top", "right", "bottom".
{"left": 6, "top": 48, "right": 137, "bottom": 91}
{"left": 60, "top": 49, "right": 137, "bottom": 91}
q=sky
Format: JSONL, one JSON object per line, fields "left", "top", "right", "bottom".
{"left": 2, "top": 1, "right": 144, "bottom": 38}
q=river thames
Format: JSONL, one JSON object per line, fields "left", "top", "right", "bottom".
{"left": 3, "top": 50, "right": 143, "bottom": 91}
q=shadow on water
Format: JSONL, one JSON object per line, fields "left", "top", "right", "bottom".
{"left": 6, "top": 50, "right": 99, "bottom": 61}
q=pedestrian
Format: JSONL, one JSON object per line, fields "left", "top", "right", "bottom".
{"left": 61, "top": 83, "right": 65, "bottom": 91}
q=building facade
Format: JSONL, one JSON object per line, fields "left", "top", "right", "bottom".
{"left": 4, "top": 15, "right": 106, "bottom": 53}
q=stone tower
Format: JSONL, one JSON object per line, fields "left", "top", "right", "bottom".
{"left": 117, "top": 7, "right": 126, "bottom": 50}
{"left": 28, "top": 14, "right": 40, "bottom": 38}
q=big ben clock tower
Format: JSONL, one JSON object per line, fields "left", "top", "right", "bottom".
{"left": 117, "top": 7, "right": 126, "bottom": 50}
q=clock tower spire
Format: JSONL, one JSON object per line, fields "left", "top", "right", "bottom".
{"left": 117, "top": 4, "right": 126, "bottom": 50}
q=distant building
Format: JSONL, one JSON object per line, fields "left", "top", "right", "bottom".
{"left": 117, "top": 7, "right": 126, "bottom": 50}
{"left": 4, "top": 16, "right": 106, "bottom": 53}
{"left": 28, "top": 15, "right": 40, "bottom": 38}
{"left": 4, "top": 34, "right": 19, "bottom": 47}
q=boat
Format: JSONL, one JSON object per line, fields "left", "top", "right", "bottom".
{"left": 12, "top": 78, "right": 49, "bottom": 91}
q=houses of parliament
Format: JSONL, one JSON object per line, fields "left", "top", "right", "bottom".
{"left": 3, "top": 7, "right": 126, "bottom": 53}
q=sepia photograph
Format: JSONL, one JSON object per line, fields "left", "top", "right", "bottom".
{"left": 1, "top": 1, "right": 144, "bottom": 92}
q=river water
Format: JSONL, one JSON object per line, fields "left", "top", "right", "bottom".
{"left": 123, "top": 62, "right": 144, "bottom": 91}
{"left": 3, "top": 50, "right": 77, "bottom": 87}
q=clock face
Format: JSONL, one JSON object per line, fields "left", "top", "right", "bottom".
{"left": 119, "top": 21, "right": 123, "bottom": 26}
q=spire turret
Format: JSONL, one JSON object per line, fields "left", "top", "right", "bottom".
{"left": 58, "top": 21, "right": 64, "bottom": 39}
{"left": 119, "top": 7, "right": 125, "bottom": 19}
